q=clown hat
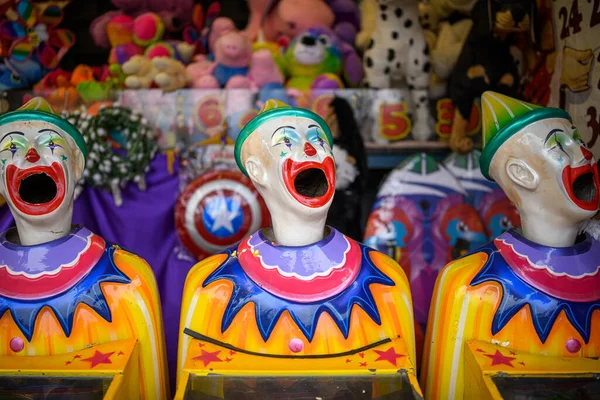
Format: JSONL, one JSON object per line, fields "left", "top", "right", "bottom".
{"left": 0, "top": 97, "right": 87, "bottom": 162}
{"left": 479, "top": 91, "right": 571, "bottom": 180}
{"left": 235, "top": 99, "right": 333, "bottom": 176}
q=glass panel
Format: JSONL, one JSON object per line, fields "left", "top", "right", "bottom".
{"left": 0, "top": 376, "right": 113, "bottom": 400}
{"left": 492, "top": 376, "right": 600, "bottom": 400}
{"left": 183, "top": 373, "right": 420, "bottom": 400}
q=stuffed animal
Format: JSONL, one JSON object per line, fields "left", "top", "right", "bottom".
{"left": 260, "top": 0, "right": 336, "bottom": 44}
{"left": 211, "top": 30, "right": 252, "bottom": 87}
{"left": 248, "top": 48, "right": 290, "bottom": 104}
{"left": 325, "top": 0, "right": 362, "bottom": 44}
{"left": 90, "top": 0, "right": 194, "bottom": 48}
{"left": 0, "top": 58, "right": 46, "bottom": 91}
{"left": 284, "top": 26, "right": 362, "bottom": 90}
{"left": 122, "top": 55, "right": 157, "bottom": 88}
{"left": 357, "top": 0, "right": 434, "bottom": 140}
{"left": 153, "top": 57, "right": 188, "bottom": 91}
{"left": 418, "top": 2, "right": 473, "bottom": 99}
{"left": 186, "top": 58, "right": 220, "bottom": 88}
{"left": 448, "top": 0, "right": 538, "bottom": 153}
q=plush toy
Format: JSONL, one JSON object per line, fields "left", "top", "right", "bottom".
{"left": 0, "top": 58, "right": 46, "bottom": 91}
{"left": 448, "top": 0, "right": 538, "bottom": 153}
{"left": 185, "top": 58, "right": 219, "bottom": 88}
{"left": 122, "top": 55, "right": 157, "bottom": 88}
{"left": 325, "top": 0, "right": 362, "bottom": 44}
{"left": 182, "top": 2, "right": 221, "bottom": 55}
{"left": 249, "top": 48, "right": 289, "bottom": 104}
{"left": 419, "top": 3, "right": 473, "bottom": 99}
{"left": 153, "top": 56, "right": 188, "bottom": 91}
{"left": 260, "top": 0, "right": 336, "bottom": 43}
{"left": 357, "top": 0, "right": 434, "bottom": 141}
{"left": 90, "top": 0, "right": 194, "bottom": 48}
{"left": 211, "top": 30, "right": 252, "bottom": 87}
{"left": 284, "top": 26, "right": 363, "bottom": 90}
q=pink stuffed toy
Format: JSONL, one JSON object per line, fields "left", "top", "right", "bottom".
{"left": 248, "top": 49, "right": 284, "bottom": 89}
{"left": 90, "top": 0, "right": 194, "bottom": 48}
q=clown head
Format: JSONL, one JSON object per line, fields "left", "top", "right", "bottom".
{"left": 0, "top": 97, "right": 86, "bottom": 245}
{"left": 480, "top": 92, "right": 599, "bottom": 243}
{"left": 235, "top": 100, "right": 335, "bottom": 245}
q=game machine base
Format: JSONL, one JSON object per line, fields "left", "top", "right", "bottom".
{"left": 0, "top": 339, "right": 141, "bottom": 400}
{"left": 464, "top": 341, "right": 600, "bottom": 400}
{"left": 175, "top": 335, "right": 422, "bottom": 400}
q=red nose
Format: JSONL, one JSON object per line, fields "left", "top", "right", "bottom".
{"left": 304, "top": 142, "right": 317, "bottom": 156}
{"left": 581, "top": 146, "right": 594, "bottom": 161}
{"left": 25, "top": 148, "right": 40, "bottom": 163}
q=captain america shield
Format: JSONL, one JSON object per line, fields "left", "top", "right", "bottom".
{"left": 175, "top": 169, "right": 270, "bottom": 260}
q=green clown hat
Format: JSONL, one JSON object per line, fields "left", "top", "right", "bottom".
{"left": 0, "top": 97, "right": 88, "bottom": 162}
{"left": 480, "top": 91, "right": 571, "bottom": 180}
{"left": 235, "top": 99, "right": 334, "bottom": 176}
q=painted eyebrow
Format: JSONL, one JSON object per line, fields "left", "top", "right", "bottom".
{"left": 39, "top": 128, "right": 64, "bottom": 138}
{"left": 271, "top": 125, "right": 295, "bottom": 139}
{"left": 0, "top": 131, "right": 24, "bottom": 143}
{"left": 308, "top": 124, "right": 319, "bottom": 129}
{"left": 545, "top": 128, "right": 564, "bottom": 144}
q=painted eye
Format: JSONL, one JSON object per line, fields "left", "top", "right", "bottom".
{"left": 457, "top": 221, "right": 467, "bottom": 233}
{"left": 500, "top": 216, "right": 512, "bottom": 230}
{"left": 10, "top": 73, "right": 21, "bottom": 84}
{"left": 318, "top": 35, "right": 331, "bottom": 46}
{"left": 283, "top": 137, "right": 290, "bottom": 144}
{"left": 49, "top": 140, "right": 54, "bottom": 147}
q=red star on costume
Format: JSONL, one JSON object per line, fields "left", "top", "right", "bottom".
{"left": 198, "top": 342, "right": 206, "bottom": 348}
{"left": 475, "top": 348, "right": 485, "bottom": 353}
{"left": 73, "top": 355, "right": 82, "bottom": 359}
{"left": 117, "top": 351, "right": 125, "bottom": 356}
{"left": 345, "top": 359, "right": 351, "bottom": 363}
{"left": 65, "top": 361, "right": 71, "bottom": 365}
{"left": 359, "top": 362, "right": 367, "bottom": 367}
{"left": 81, "top": 351, "right": 115, "bottom": 368}
{"left": 373, "top": 347, "right": 405, "bottom": 366}
{"left": 229, "top": 350, "right": 236, "bottom": 356}
{"left": 519, "top": 361, "right": 525, "bottom": 366}
{"left": 358, "top": 352, "right": 365, "bottom": 358}
{"left": 484, "top": 350, "right": 516, "bottom": 367}
{"left": 225, "top": 357, "right": 233, "bottom": 362}
{"left": 509, "top": 351, "right": 517, "bottom": 356}
{"left": 193, "top": 350, "right": 223, "bottom": 367}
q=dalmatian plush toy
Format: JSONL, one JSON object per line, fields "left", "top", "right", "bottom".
{"left": 357, "top": 0, "right": 434, "bottom": 141}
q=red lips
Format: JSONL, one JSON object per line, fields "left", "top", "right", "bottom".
{"left": 282, "top": 157, "right": 336, "bottom": 208}
{"left": 562, "top": 160, "right": 600, "bottom": 211}
{"left": 5, "top": 163, "right": 66, "bottom": 216}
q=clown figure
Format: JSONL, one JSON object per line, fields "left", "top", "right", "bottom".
{"left": 176, "top": 100, "right": 420, "bottom": 397}
{"left": 421, "top": 92, "right": 600, "bottom": 399}
{"left": 0, "top": 98, "right": 168, "bottom": 399}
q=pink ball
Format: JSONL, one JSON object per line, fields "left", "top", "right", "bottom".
{"left": 133, "top": 13, "right": 165, "bottom": 47}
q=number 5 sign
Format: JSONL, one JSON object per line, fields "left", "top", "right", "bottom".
{"left": 378, "top": 101, "right": 412, "bottom": 141}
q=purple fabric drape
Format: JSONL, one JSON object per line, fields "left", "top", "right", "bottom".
{"left": 0, "top": 153, "right": 196, "bottom": 392}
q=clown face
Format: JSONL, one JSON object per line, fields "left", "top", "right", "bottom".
{"left": 500, "top": 117, "right": 599, "bottom": 220}
{"left": 249, "top": 116, "right": 336, "bottom": 211}
{"left": 0, "top": 120, "right": 83, "bottom": 219}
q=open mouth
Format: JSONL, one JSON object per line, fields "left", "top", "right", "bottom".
{"left": 19, "top": 173, "right": 57, "bottom": 204}
{"left": 282, "top": 158, "right": 336, "bottom": 208}
{"left": 6, "top": 163, "right": 66, "bottom": 215}
{"left": 294, "top": 168, "right": 328, "bottom": 198}
{"left": 562, "top": 163, "right": 600, "bottom": 211}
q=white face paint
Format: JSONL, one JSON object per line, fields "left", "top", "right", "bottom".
{"left": 0, "top": 120, "right": 83, "bottom": 221}
{"left": 243, "top": 115, "right": 336, "bottom": 245}
{"left": 494, "top": 117, "right": 599, "bottom": 223}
